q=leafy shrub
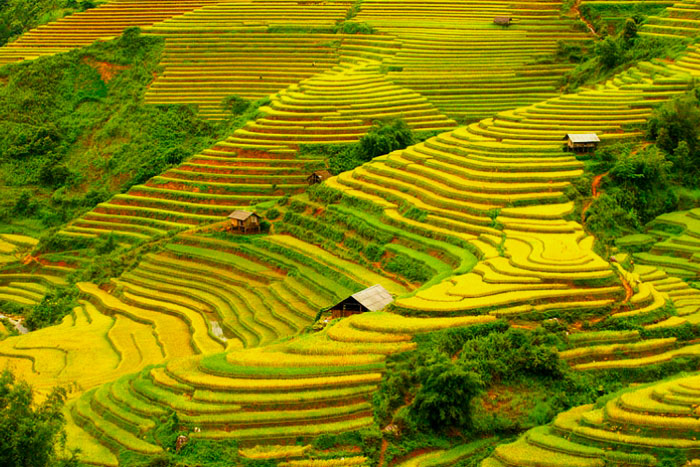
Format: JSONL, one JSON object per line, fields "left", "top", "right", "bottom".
{"left": 335, "top": 21, "right": 374, "bottom": 34}
{"left": 301, "top": 119, "right": 417, "bottom": 175}
{"left": 383, "top": 253, "right": 432, "bottom": 282}
{"left": 364, "top": 242, "right": 384, "bottom": 262}
{"left": 647, "top": 91, "right": 700, "bottom": 186}
{"left": 289, "top": 200, "right": 307, "bottom": 213}
{"left": 358, "top": 119, "right": 414, "bottom": 161}
{"left": 402, "top": 206, "right": 428, "bottom": 222}
{"left": 460, "top": 329, "right": 564, "bottom": 382}
{"left": 221, "top": 95, "right": 250, "bottom": 115}
{"left": 410, "top": 353, "right": 484, "bottom": 431}
{"left": 0, "top": 369, "right": 76, "bottom": 467}
{"left": 584, "top": 145, "right": 678, "bottom": 248}
{"left": 25, "top": 285, "right": 79, "bottom": 331}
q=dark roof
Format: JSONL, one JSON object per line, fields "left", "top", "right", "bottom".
{"left": 565, "top": 133, "right": 600, "bottom": 143}
{"left": 228, "top": 210, "right": 257, "bottom": 221}
{"left": 351, "top": 284, "right": 394, "bottom": 311}
{"left": 493, "top": 16, "right": 512, "bottom": 24}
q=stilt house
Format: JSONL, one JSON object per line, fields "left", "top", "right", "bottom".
{"left": 227, "top": 210, "right": 261, "bottom": 233}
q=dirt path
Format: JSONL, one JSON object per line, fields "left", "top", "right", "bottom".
{"left": 581, "top": 172, "right": 608, "bottom": 224}
{"left": 621, "top": 273, "right": 634, "bottom": 303}
{"left": 572, "top": 0, "right": 599, "bottom": 37}
{"left": 591, "top": 172, "right": 606, "bottom": 197}
{"left": 378, "top": 439, "right": 388, "bottom": 467}
{"left": 0, "top": 313, "right": 28, "bottom": 334}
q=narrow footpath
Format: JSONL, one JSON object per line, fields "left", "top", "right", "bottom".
{"left": 0, "top": 313, "right": 28, "bottom": 334}
{"left": 572, "top": 0, "right": 599, "bottom": 36}
{"left": 581, "top": 172, "right": 608, "bottom": 224}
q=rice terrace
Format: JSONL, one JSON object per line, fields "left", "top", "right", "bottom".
{"left": 3, "top": 0, "right": 700, "bottom": 465}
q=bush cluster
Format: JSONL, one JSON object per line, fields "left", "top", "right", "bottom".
{"left": 299, "top": 119, "right": 415, "bottom": 175}
{"left": 0, "top": 27, "right": 251, "bottom": 229}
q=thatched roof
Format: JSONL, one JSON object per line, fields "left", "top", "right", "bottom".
{"left": 350, "top": 284, "right": 394, "bottom": 311}
{"left": 565, "top": 133, "right": 600, "bottom": 143}
{"left": 494, "top": 16, "right": 512, "bottom": 25}
{"left": 312, "top": 170, "right": 333, "bottom": 180}
{"left": 228, "top": 210, "right": 257, "bottom": 221}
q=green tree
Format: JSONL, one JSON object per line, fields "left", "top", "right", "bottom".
{"left": 647, "top": 93, "right": 700, "bottom": 154}
{"left": 647, "top": 92, "right": 700, "bottom": 185}
{"left": 595, "top": 36, "right": 621, "bottom": 69}
{"left": 410, "top": 353, "right": 484, "bottom": 431}
{"left": 357, "top": 119, "right": 415, "bottom": 162}
{"left": 622, "top": 18, "right": 638, "bottom": 44}
{"left": 25, "top": 285, "right": 78, "bottom": 330}
{"left": 0, "top": 370, "right": 74, "bottom": 467}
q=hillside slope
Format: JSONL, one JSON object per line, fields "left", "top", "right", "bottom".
{"left": 0, "top": 0, "right": 700, "bottom": 465}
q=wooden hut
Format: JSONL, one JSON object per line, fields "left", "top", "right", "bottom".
{"left": 564, "top": 133, "right": 600, "bottom": 153}
{"left": 329, "top": 284, "right": 394, "bottom": 319}
{"left": 307, "top": 170, "right": 332, "bottom": 185}
{"left": 493, "top": 16, "right": 512, "bottom": 26}
{"left": 227, "top": 210, "right": 261, "bottom": 233}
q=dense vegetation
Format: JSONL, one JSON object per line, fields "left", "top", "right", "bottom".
{"left": 299, "top": 119, "right": 421, "bottom": 174}
{"left": 1, "top": 1, "right": 700, "bottom": 466}
{"left": 0, "top": 27, "right": 244, "bottom": 235}
{"left": 560, "top": 17, "right": 684, "bottom": 91}
{"left": 579, "top": 89, "right": 700, "bottom": 251}
{"left": 0, "top": 370, "right": 75, "bottom": 467}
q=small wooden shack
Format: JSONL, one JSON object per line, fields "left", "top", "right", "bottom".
{"left": 494, "top": 16, "right": 512, "bottom": 26}
{"left": 330, "top": 284, "right": 394, "bottom": 319}
{"left": 307, "top": 170, "right": 332, "bottom": 185}
{"left": 227, "top": 210, "right": 261, "bottom": 234}
{"left": 564, "top": 133, "right": 600, "bottom": 153}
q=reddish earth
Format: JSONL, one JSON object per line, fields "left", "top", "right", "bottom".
{"left": 619, "top": 271, "right": 634, "bottom": 304}
{"left": 581, "top": 172, "right": 608, "bottom": 223}
{"left": 22, "top": 255, "right": 39, "bottom": 265}
{"left": 99, "top": 283, "right": 115, "bottom": 293}
{"left": 38, "top": 258, "right": 75, "bottom": 269}
{"left": 83, "top": 57, "right": 128, "bottom": 83}
{"left": 571, "top": 0, "right": 599, "bottom": 37}
{"left": 209, "top": 147, "right": 295, "bottom": 159}
{"left": 178, "top": 165, "right": 303, "bottom": 176}
{"left": 378, "top": 439, "right": 388, "bottom": 467}
{"left": 389, "top": 448, "right": 436, "bottom": 467}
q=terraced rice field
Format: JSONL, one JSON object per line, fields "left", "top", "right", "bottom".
{"left": 558, "top": 261, "right": 700, "bottom": 371}
{"left": 65, "top": 311, "right": 495, "bottom": 464}
{"left": 580, "top": 0, "right": 674, "bottom": 33}
{"left": 143, "top": 32, "right": 346, "bottom": 120}
{"left": 0, "top": 0, "right": 225, "bottom": 65}
{"left": 639, "top": 0, "right": 700, "bottom": 39}
{"left": 60, "top": 61, "right": 456, "bottom": 241}
{"left": 136, "top": 0, "right": 595, "bottom": 122}
{"left": 351, "top": 58, "right": 693, "bottom": 317}
{"left": 0, "top": 299, "right": 169, "bottom": 397}
{"left": 482, "top": 373, "right": 700, "bottom": 466}
{"left": 4, "top": 0, "right": 700, "bottom": 462}
{"left": 0, "top": 234, "right": 68, "bottom": 309}
{"left": 630, "top": 208, "right": 700, "bottom": 280}
{"left": 49, "top": 37, "right": 700, "bottom": 459}
{"left": 354, "top": 0, "right": 591, "bottom": 121}
{"left": 109, "top": 232, "right": 408, "bottom": 349}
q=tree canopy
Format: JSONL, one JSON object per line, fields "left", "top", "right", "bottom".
{"left": 0, "top": 370, "right": 74, "bottom": 467}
